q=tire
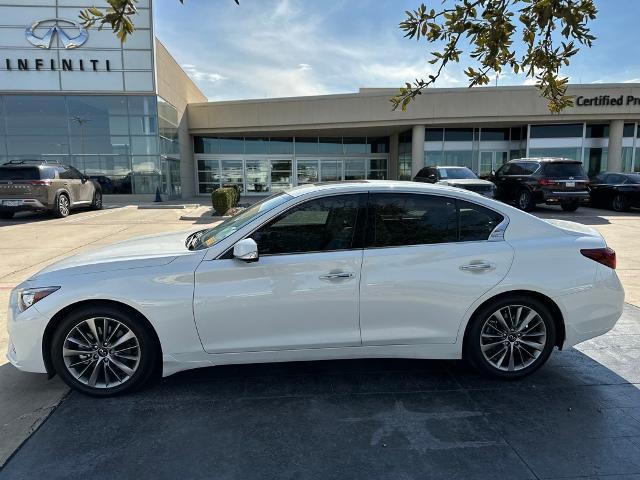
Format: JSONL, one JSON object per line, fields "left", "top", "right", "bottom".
{"left": 0, "top": 212, "right": 14, "bottom": 220}
{"left": 465, "top": 295, "right": 556, "bottom": 379}
{"left": 516, "top": 189, "right": 535, "bottom": 211}
{"left": 612, "top": 193, "right": 629, "bottom": 212}
{"left": 53, "top": 193, "right": 70, "bottom": 218}
{"left": 50, "top": 305, "right": 158, "bottom": 397}
{"left": 91, "top": 189, "right": 103, "bottom": 210}
{"left": 561, "top": 201, "right": 579, "bottom": 212}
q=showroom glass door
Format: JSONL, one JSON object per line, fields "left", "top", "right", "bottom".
{"left": 479, "top": 151, "right": 508, "bottom": 178}
{"left": 319, "top": 160, "right": 341, "bottom": 182}
{"left": 161, "top": 157, "right": 181, "bottom": 199}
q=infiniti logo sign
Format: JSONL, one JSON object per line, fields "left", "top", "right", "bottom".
{"left": 25, "top": 18, "right": 88, "bottom": 49}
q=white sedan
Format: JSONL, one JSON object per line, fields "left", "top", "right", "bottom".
{"left": 6, "top": 181, "right": 624, "bottom": 396}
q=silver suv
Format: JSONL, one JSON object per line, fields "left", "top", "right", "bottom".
{"left": 0, "top": 160, "right": 102, "bottom": 219}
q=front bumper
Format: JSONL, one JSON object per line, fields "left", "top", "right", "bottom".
{"left": 0, "top": 198, "right": 48, "bottom": 212}
{"left": 5, "top": 289, "right": 49, "bottom": 374}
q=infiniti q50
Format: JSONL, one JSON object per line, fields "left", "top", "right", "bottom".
{"left": 6, "top": 181, "right": 624, "bottom": 396}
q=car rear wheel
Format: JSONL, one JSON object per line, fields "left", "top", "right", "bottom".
{"left": 612, "top": 194, "right": 629, "bottom": 212}
{"left": 0, "top": 212, "right": 14, "bottom": 220}
{"left": 53, "top": 193, "right": 70, "bottom": 218}
{"left": 465, "top": 295, "right": 556, "bottom": 379}
{"left": 561, "top": 201, "right": 579, "bottom": 212}
{"left": 51, "top": 305, "right": 158, "bottom": 396}
{"left": 91, "top": 190, "right": 103, "bottom": 210}
{"left": 516, "top": 190, "right": 535, "bottom": 211}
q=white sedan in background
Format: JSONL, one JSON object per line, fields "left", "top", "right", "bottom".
{"left": 6, "top": 181, "right": 624, "bottom": 396}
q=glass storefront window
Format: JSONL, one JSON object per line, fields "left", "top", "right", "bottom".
{"left": 481, "top": 128, "right": 509, "bottom": 141}
{"left": 444, "top": 128, "right": 474, "bottom": 141}
{"left": 318, "top": 137, "right": 342, "bottom": 154}
{"left": 443, "top": 150, "right": 473, "bottom": 168}
{"left": 131, "top": 136, "right": 159, "bottom": 155}
{"left": 624, "top": 123, "right": 636, "bottom": 137}
{"left": 368, "top": 158, "right": 387, "bottom": 180}
{"left": 583, "top": 148, "right": 608, "bottom": 176}
{"left": 344, "top": 159, "right": 366, "bottom": 180}
{"left": 530, "top": 124, "right": 583, "bottom": 138}
{"left": 528, "top": 147, "right": 581, "bottom": 161}
{"left": 70, "top": 135, "right": 130, "bottom": 155}
{"left": 295, "top": 137, "right": 318, "bottom": 154}
{"left": 343, "top": 137, "right": 367, "bottom": 154}
{"left": 81, "top": 155, "right": 132, "bottom": 194}
{"left": 585, "top": 124, "right": 609, "bottom": 138}
{"left": 425, "top": 128, "right": 443, "bottom": 142}
{"left": 5, "top": 96, "right": 68, "bottom": 136}
{"left": 128, "top": 96, "right": 157, "bottom": 116}
{"left": 132, "top": 156, "right": 161, "bottom": 194}
{"left": 425, "top": 150, "right": 444, "bottom": 166}
{"left": 221, "top": 160, "right": 244, "bottom": 190}
{"left": 269, "top": 137, "right": 293, "bottom": 154}
{"left": 297, "top": 160, "right": 318, "bottom": 184}
{"left": 510, "top": 126, "right": 527, "bottom": 140}
{"left": 246, "top": 159, "right": 269, "bottom": 193}
{"left": 368, "top": 137, "right": 389, "bottom": 153}
{"left": 68, "top": 96, "right": 128, "bottom": 117}
{"left": 271, "top": 159, "right": 293, "bottom": 191}
{"left": 622, "top": 147, "right": 634, "bottom": 172}
{"left": 245, "top": 137, "right": 269, "bottom": 154}
{"left": 219, "top": 138, "right": 243, "bottom": 154}
{"left": 6, "top": 136, "right": 70, "bottom": 155}
{"left": 129, "top": 116, "right": 158, "bottom": 135}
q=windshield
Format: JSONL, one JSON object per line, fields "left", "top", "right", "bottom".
{"left": 439, "top": 168, "right": 477, "bottom": 180}
{"left": 627, "top": 174, "right": 640, "bottom": 184}
{"left": 193, "top": 192, "right": 291, "bottom": 250}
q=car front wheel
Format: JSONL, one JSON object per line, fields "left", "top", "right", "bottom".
{"left": 465, "top": 295, "right": 556, "bottom": 379}
{"left": 51, "top": 306, "right": 157, "bottom": 396}
{"left": 91, "top": 190, "right": 103, "bottom": 210}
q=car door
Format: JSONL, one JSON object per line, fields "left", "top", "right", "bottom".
{"left": 193, "top": 193, "right": 366, "bottom": 353}
{"left": 492, "top": 163, "right": 512, "bottom": 199}
{"left": 69, "top": 166, "right": 94, "bottom": 202}
{"left": 359, "top": 193, "right": 514, "bottom": 345}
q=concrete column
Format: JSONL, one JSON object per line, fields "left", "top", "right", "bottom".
{"left": 608, "top": 120, "right": 624, "bottom": 172}
{"left": 411, "top": 125, "right": 426, "bottom": 177}
{"left": 389, "top": 133, "right": 399, "bottom": 180}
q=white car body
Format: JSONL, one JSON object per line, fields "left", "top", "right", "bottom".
{"left": 6, "top": 181, "right": 624, "bottom": 379}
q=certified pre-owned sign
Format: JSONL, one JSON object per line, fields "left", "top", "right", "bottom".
{"left": 25, "top": 18, "right": 88, "bottom": 49}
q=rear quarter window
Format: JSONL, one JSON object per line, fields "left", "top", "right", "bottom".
{"left": 458, "top": 200, "right": 505, "bottom": 242}
{"left": 543, "top": 163, "right": 586, "bottom": 178}
{"left": 0, "top": 167, "right": 53, "bottom": 180}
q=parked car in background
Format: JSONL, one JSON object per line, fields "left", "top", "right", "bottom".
{"left": 491, "top": 158, "right": 589, "bottom": 212}
{"left": 414, "top": 166, "right": 496, "bottom": 198}
{"left": 588, "top": 172, "right": 640, "bottom": 212}
{"left": 0, "top": 160, "right": 102, "bottom": 219}
{"left": 6, "top": 181, "right": 623, "bottom": 396}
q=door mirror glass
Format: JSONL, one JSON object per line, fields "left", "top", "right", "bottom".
{"left": 233, "top": 238, "right": 259, "bottom": 262}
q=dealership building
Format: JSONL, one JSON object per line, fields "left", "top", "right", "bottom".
{"left": 2, "top": 1, "right": 640, "bottom": 200}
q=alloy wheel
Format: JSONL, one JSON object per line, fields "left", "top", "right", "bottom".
{"left": 62, "top": 317, "right": 141, "bottom": 389}
{"left": 58, "top": 195, "right": 70, "bottom": 216}
{"left": 518, "top": 191, "right": 531, "bottom": 210}
{"left": 479, "top": 305, "right": 547, "bottom": 372}
{"left": 95, "top": 192, "right": 103, "bottom": 209}
{"left": 613, "top": 194, "right": 626, "bottom": 212}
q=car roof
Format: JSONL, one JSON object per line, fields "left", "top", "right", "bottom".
{"left": 286, "top": 180, "right": 482, "bottom": 198}
{"left": 434, "top": 166, "right": 471, "bottom": 169}
{"left": 509, "top": 157, "right": 580, "bottom": 163}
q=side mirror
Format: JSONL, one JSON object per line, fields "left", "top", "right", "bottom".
{"left": 490, "top": 170, "right": 496, "bottom": 176}
{"left": 233, "top": 238, "right": 259, "bottom": 262}
{"left": 428, "top": 174, "right": 436, "bottom": 180}
{"left": 81, "top": 177, "right": 88, "bottom": 183}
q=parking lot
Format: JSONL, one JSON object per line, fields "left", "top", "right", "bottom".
{"left": 0, "top": 202, "right": 639, "bottom": 479}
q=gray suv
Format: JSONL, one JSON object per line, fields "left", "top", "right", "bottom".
{"left": 0, "top": 160, "right": 102, "bottom": 219}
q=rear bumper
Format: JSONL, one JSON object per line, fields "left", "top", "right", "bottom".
{"left": 538, "top": 190, "right": 590, "bottom": 205}
{"left": 0, "top": 198, "right": 48, "bottom": 212}
{"left": 556, "top": 265, "right": 625, "bottom": 348}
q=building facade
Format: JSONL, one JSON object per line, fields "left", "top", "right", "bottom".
{"left": 0, "top": 0, "right": 206, "bottom": 200}
{"left": 2, "top": 2, "right": 640, "bottom": 199}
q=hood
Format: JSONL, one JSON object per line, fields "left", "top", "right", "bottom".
{"left": 544, "top": 219, "right": 603, "bottom": 238}
{"left": 32, "top": 229, "right": 196, "bottom": 278}
{"left": 437, "top": 179, "right": 494, "bottom": 186}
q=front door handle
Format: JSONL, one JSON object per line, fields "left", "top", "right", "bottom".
{"left": 320, "top": 272, "right": 355, "bottom": 281}
{"left": 460, "top": 261, "right": 496, "bottom": 273}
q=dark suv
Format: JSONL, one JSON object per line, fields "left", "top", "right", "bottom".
{"left": 491, "top": 158, "right": 589, "bottom": 212}
{"left": 0, "top": 160, "right": 102, "bottom": 219}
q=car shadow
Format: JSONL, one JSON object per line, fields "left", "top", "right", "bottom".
{"left": 3, "top": 304, "right": 640, "bottom": 480}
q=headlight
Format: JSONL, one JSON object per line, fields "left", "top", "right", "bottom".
{"left": 17, "top": 287, "right": 60, "bottom": 313}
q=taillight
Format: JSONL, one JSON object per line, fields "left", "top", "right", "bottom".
{"left": 538, "top": 179, "right": 557, "bottom": 186}
{"left": 581, "top": 247, "right": 616, "bottom": 269}
{"left": 28, "top": 180, "right": 52, "bottom": 186}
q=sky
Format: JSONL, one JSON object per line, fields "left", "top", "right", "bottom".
{"left": 153, "top": 0, "right": 640, "bottom": 101}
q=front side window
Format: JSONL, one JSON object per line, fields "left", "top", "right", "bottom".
{"left": 252, "top": 194, "right": 363, "bottom": 255}
{"left": 367, "top": 194, "right": 458, "bottom": 248}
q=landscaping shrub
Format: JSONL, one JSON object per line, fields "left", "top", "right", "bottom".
{"left": 222, "top": 183, "right": 241, "bottom": 207}
{"left": 211, "top": 187, "right": 236, "bottom": 215}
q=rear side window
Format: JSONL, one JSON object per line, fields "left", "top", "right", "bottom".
{"left": 416, "top": 168, "right": 431, "bottom": 178}
{"left": 367, "top": 194, "right": 504, "bottom": 247}
{"left": 367, "top": 194, "right": 458, "bottom": 247}
{"left": 0, "top": 166, "right": 53, "bottom": 180}
{"left": 458, "top": 200, "right": 504, "bottom": 242}
{"left": 543, "top": 163, "right": 586, "bottom": 178}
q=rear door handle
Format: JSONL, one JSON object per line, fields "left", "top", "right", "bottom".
{"left": 320, "top": 272, "right": 355, "bottom": 281}
{"left": 460, "top": 261, "right": 495, "bottom": 273}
